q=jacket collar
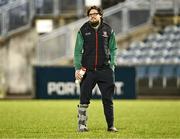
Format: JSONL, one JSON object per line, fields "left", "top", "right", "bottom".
{"left": 88, "top": 18, "right": 103, "bottom": 31}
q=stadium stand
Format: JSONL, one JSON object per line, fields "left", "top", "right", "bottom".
{"left": 121, "top": 25, "right": 180, "bottom": 97}
{"left": 0, "top": 0, "right": 130, "bottom": 98}
{"left": 0, "top": 0, "right": 180, "bottom": 98}
{"left": 117, "top": 25, "right": 180, "bottom": 66}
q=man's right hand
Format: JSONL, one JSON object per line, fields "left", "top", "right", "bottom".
{"left": 75, "top": 70, "right": 82, "bottom": 80}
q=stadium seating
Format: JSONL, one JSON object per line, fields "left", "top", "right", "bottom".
{"left": 117, "top": 25, "right": 180, "bottom": 66}
{"left": 118, "top": 25, "right": 180, "bottom": 96}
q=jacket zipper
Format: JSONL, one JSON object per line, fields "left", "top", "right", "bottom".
{"left": 95, "top": 31, "right": 98, "bottom": 70}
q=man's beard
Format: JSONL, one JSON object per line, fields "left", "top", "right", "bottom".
{"left": 90, "top": 20, "right": 100, "bottom": 27}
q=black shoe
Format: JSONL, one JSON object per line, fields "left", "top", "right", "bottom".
{"left": 107, "top": 127, "right": 118, "bottom": 132}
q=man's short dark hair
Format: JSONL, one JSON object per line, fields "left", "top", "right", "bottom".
{"left": 87, "top": 6, "right": 103, "bottom": 16}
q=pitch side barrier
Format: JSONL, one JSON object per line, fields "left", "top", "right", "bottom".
{"left": 34, "top": 66, "right": 136, "bottom": 99}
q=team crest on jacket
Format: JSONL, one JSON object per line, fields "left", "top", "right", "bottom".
{"left": 102, "top": 31, "right": 108, "bottom": 37}
{"left": 85, "top": 32, "right": 91, "bottom": 36}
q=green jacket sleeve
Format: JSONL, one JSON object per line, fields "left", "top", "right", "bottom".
{"left": 74, "top": 31, "right": 84, "bottom": 70}
{"left": 109, "top": 30, "right": 117, "bottom": 71}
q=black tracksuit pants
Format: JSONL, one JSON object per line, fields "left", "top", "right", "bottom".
{"left": 80, "top": 68, "right": 115, "bottom": 128}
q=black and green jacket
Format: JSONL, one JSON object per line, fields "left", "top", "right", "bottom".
{"left": 74, "top": 20, "right": 117, "bottom": 71}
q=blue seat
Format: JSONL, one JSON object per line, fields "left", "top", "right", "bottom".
{"left": 136, "top": 66, "right": 148, "bottom": 79}
{"left": 148, "top": 65, "right": 162, "bottom": 78}
{"left": 162, "top": 65, "right": 177, "bottom": 88}
{"left": 162, "top": 65, "right": 176, "bottom": 77}
{"left": 147, "top": 65, "right": 162, "bottom": 88}
{"left": 176, "top": 66, "right": 180, "bottom": 77}
{"left": 136, "top": 66, "right": 149, "bottom": 88}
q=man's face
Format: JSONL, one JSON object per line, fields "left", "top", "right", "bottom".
{"left": 88, "top": 9, "right": 101, "bottom": 23}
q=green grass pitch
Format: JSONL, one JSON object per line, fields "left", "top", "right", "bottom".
{"left": 0, "top": 100, "right": 180, "bottom": 138}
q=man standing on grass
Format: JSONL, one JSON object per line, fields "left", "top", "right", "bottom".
{"left": 74, "top": 5, "right": 118, "bottom": 132}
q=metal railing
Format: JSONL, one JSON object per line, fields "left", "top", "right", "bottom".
{"left": 0, "top": 0, "right": 17, "bottom": 7}
{"left": 34, "top": 0, "right": 84, "bottom": 17}
{"left": 0, "top": 0, "right": 34, "bottom": 37}
{"left": 0, "top": 0, "right": 85, "bottom": 37}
